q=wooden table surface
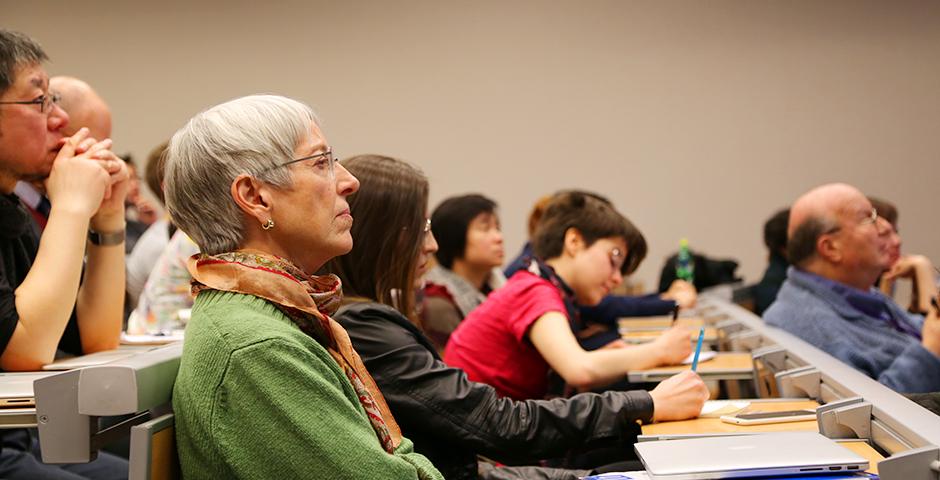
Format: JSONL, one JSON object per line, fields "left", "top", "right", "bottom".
{"left": 621, "top": 327, "right": 719, "bottom": 344}
{"left": 642, "top": 399, "right": 821, "bottom": 436}
{"left": 627, "top": 352, "right": 754, "bottom": 382}
{"left": 618, "top": 316, "right": 706, "bottom": 331}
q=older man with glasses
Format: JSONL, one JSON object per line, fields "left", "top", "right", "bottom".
{"left": 0, "top": 28, "right": 129, "bottom": 478}
{"left": 763, "top": 182, "right": 940, "bottom": 394}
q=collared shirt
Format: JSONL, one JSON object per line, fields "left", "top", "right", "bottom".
{"left": 13, "top": 181, "right": 51, "bottom": 223}
{"left": 792, "top": 268, "right": 922, "bottom": 340}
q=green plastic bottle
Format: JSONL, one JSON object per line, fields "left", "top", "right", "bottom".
{"left": 676, "top": 238, "right": 695, "bottom": 283}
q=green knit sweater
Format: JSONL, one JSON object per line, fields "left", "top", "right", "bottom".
{"left": 172, "top": 290, "right": 442, "bottom": 479}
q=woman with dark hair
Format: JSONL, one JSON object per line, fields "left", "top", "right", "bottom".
{"left": 165, "top": 97, "right": 441, "bottom": 479}
{"left": 505, "top": 191, "right": 696, "bottom": 350}
{"left": 445, "top": 192, "right": 700, "bottom": 400}
{"left": 422, "top": 193, "right": 506, "bottom": 349}
{"left": 328, "top": 155, "right": 708, "bottom": 480}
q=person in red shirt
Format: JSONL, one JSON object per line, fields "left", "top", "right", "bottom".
{"left": 444, "top": 191, "right": 694, "bottom": 399}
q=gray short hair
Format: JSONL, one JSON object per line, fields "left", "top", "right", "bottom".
{"left": 787, "top": 214, "right": 839, "bottom": 267}
{"left": 164, "top": 94, "right": 319, "bottom": 254}
{"left": 0, "top": 29, "right": 48, "bottom": 97}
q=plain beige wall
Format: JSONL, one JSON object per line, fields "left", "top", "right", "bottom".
{"left": 6, "top": 1, "right": 939, "bottom": 290}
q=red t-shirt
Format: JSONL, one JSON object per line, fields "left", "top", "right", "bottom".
{"left": 443, "top": 270, "right": 567, "bottom": 400}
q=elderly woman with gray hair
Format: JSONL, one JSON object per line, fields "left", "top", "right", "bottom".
{"left": 165, "top": 94, "right": 442, "bottom": 480}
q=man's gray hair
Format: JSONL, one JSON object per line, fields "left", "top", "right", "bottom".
{"left": 787, "top": 214, "right": 840, "bottom": 268}
{"left": 0, "top": 29, "right": 47, "bottom": 96}
{"left": 164, "top": 94, "right": 319, "bottom": 254}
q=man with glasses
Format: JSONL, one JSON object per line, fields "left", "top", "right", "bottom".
{"left": 0, "top": 29, "right": 129, "bottom": 478}
{"left": 13, "top": 75, "right": 114, "bottom": 230}
{"left": 764, "top": 183, "right": 940, "bottom": 393}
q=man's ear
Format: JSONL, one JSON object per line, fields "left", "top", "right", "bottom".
{"left": 562, "top": 227, "right": 586, "bottom": 258}
{"left": 231, "top": 174, "right": 272, "bottom": 227}
{"left": 817, "top": 232, "right": 842, "bottom": 264}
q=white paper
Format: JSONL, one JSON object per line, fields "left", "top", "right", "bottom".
{"left": 699, "top": 400, "right": 751, "bottom": 418}
{"left": 120, "top": 331, "right": 185, "bottom": 345}
{"left": 681, "top": 349, "right": 717, "bottom": 365}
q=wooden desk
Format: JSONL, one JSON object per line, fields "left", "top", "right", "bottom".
{"left": 640, "top": 399, "right": 882, "bottom": 475}
{"left": 642, "top": 399, "right": 820, "bottom": 437}
{"left": 627, "top": 352, "right": 753, "bottom": 382}
{"left": 621, "top": 327, "right": 719, "bottom": 345}
{"left": 619, "top": 316, "right": 704, "bottom": 332}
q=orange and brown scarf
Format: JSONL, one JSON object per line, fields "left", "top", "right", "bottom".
{"left": 187, "top": 249, "right": 402, "bottom": 453}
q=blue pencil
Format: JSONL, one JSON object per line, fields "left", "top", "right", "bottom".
{"left": 690, "top": 326, "right": 705, "bottom": 372}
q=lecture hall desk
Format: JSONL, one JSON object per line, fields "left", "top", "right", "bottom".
{"left": 641, "top": 399, "right": 883, "bottom": 474}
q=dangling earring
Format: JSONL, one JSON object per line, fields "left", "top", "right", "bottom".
{"left": 262, "top": 219, "right": 275, "bottom": 230}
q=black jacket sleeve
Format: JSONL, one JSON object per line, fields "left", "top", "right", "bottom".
{"left": 337, "top": 303, "right": 654, "bottom": 464}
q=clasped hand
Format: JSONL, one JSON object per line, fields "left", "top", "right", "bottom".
{"left": 44, "top": 128, "right": 129, "bottom": 227}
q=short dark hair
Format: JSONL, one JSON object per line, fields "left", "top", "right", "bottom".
{"left": 526, "top": 189, "right": 613, "bottom": 238}
{"left": 787, "top": 214, "right": 838, "bottom": 267}
{"left": 532, "top": 191, "right": 647, "bottom": 275}
{"left": 326, "top": 155, "right": 429, "bottom": 322}
{"left": 431, "top": 194, "right": 497, "bottom": 269}
{"left": 0, "top": 29, "right": 47, "bottom": 97}
{"left": 867, "top": 196, "right": 898, "bottom": 230}
{"left": 763, "top": 208, "right": 790, "bottom": 256}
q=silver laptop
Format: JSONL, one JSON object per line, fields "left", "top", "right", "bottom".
{"left": 634, "top": 431, "right": 869, "bottom": 480}
{"left": 0, "top": 372, "right": 58, "bottom": 408}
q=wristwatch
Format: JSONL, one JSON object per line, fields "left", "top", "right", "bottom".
{"left": 88, "top": 228, "right": 125, "bottom": 246}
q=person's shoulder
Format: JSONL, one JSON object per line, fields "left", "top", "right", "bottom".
{"left": 504, "top": 270, "right": 556, "bottom": 294}
{"left": 187, "top": 290, "right": 317, "bottom": 352}
{"left": 337, "top": 301, "right": 404, "bottom": 326}
{"left": 336, "top": 301, "right": 431, "bottom": 349}
{"left": 764, "top": 278, "right": 840, "bottom": 332}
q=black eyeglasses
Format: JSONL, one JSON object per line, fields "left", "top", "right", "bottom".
{"left": 0, "top": 92, "right": 60, "bottom": 114}
{"left": 263, "top": 149, "right": 334, "bottom": 177}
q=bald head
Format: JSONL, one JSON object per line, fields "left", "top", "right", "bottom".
{"left": 787, "top": 182, "right": 892, "bottom": 290}
{"left": 49, "top": 76, "right": 111, "bottom": 140}
{"left": 788, "top": 183, "right": 861, "bottom": 239}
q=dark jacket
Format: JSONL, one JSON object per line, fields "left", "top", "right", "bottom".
{"left": 336, "top": 302, "right": 654, "bottom": 480}
{"left": 753, "top": 253, "right": 788, "bottom": 315}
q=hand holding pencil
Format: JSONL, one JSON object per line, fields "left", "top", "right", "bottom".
{"left": 649, "top": 370, "right": 710, "bottom": 422}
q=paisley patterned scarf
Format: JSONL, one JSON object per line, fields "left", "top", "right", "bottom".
{"left": 187, "top": 249, "right": 402, "bottom": 453}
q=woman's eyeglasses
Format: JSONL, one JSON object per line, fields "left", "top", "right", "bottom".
{"left": 609, "top": 247, "right": 625, "bottom": 273}
{"left": 404, "top": 218, "right": 432, "bottom": 236}
{"left": 263, "top": 149, "right": 335, "bottom": 178}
